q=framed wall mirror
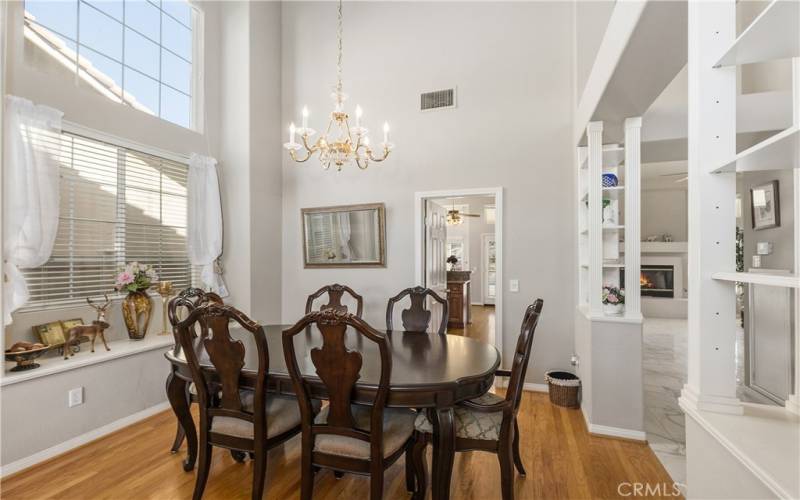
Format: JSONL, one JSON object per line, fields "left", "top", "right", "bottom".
{"left": 301, "top": 203, "right": 386, "bottom": 268}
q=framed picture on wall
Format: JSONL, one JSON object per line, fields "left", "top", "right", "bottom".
{"left": 750, "top": 180, "right": 780, "bottom": 231}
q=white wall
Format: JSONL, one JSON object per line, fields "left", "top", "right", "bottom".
{"left": 280, "top": 1, "right": 575, "bottom": 382}
{"left": 574, "top": 0, "right": 615, "bottom": 105}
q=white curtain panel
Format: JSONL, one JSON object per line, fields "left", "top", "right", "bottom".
{"left": 337, "top": 211, "right": 351, "bottom": 261}
{"left": 3, "top": 96, "right": 63, "bottom": 324}
{"left": 187, "top": 153, "right": 227, "bottom": 296}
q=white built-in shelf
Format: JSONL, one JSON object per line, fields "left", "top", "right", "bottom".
{"left": 581, "top": 186, "right": 624, "bottom": 203}
{"left": 712, "top": 271, "right": 799, "bottom": 288}
{"left": 581, "top": 225, "right": 624, "bottom": 235}
{"left": 711, "top": 126, "right": 799, "bottom": 173}
{"left": 714, "top": 0, "right": 800, "bottom": 67}
{"left": 580, "top": 145, "right": 625, "bottom": 170}
{"left": 602, "top": 262, "right": 625, "bottom": 268}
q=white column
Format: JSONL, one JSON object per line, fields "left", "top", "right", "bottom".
{"left": 624, "top": 117, "right": 642, "bottom": 318}
{"left": 788, "top": 59, "right": 800, "bottom": 415}
{"left": 679, "top": 0, "right": 742, "bottom": 415}
{"left": 587, "top": 122, "right": 604, "bottom": 315}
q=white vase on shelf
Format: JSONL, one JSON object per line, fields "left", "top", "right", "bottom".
{"left": 603, "top": 303, "right": 624, "bottom": 316}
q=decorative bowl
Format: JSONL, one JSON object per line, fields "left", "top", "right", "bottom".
{"left": 4, "top": 345, "right": 51, "bottom": 372}
{"left": 602, "top": 173, "right": 618, "bottom": 187}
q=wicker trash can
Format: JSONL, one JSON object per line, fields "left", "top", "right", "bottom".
{"left": 545, "top": 371, "right": 580, "bottom": 408}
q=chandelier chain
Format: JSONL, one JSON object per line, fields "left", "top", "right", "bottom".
{"left": 336, "top": 0, "right": 343, "bottom": 94}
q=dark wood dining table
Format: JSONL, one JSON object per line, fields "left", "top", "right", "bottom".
{"left": 165, "top": 324, "right": 500, "bottom": 500}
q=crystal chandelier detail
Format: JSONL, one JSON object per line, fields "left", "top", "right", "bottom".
{"left": 283, "top": 0, "right": 393, "bottom": 171}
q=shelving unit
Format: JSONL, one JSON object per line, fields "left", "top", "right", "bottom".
{"left": 713, "top": 0, "right": 800, "bottom": 68}
{"left": 712, "top": 271, "right": 799, "bottom": 288}
{"left": 679, "top": 2, "right": 800, "bottom": 497}
{"left": 711, "top": 125, "right": 799, "bottom": 173}
{"left": 577, "top": 120, "right": 641, "bottom": 318}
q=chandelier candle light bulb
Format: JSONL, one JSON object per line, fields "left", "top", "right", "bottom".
{"left": 283, "top": 0, "right": 393, "bottom": 171}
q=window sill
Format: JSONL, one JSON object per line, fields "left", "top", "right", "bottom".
{"left": 2, "top": 335, "right": 174, "bottom": 387}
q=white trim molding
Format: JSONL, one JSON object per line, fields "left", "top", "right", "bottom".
{"left": 582, "top": 408, "right": 647, "bottom": 442}
{"left": 0, "top": 401, "right": 170, "bottom": 478}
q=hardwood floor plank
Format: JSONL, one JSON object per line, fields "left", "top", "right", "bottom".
{"left": 1, "top": 391, "right": 677, "bottom": 499}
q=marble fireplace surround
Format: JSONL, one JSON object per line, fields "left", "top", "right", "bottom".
{"left": 641, "top": 255, "right": 686, "bottom": 319}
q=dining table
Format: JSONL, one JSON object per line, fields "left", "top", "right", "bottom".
{"left": 165, "top": 324, "right": 501, "bottom": 500}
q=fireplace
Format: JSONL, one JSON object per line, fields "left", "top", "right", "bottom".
{"left": 621, "top": 265, "right": 675, "bottom": 298}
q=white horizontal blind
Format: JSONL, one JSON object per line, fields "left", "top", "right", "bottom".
{"left": 21, "top": 130, "right": 195, "bottom": 309}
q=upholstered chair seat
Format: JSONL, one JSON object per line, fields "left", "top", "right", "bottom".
{"left": 314, "top": 405, "right": 416, "bottom": 459}
{"left": 211, "top": 394, "right": 321, "bottom": 440}
{"left": 413, "top": 392, "right": 505, "bottom": 440}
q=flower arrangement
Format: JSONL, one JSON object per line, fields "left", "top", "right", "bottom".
{"left": 115, "top": 262, "right": 158, "bottom": 293}
{"left": 446, "top": 255, "right": 458, "bottom": 270}
{"left": 602, "top": 286, "right": 625, "bottom": 305}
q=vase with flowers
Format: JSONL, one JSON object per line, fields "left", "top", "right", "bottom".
{"left": 602, "top": 286, "right": 625, "bottom": 315}
{"left": 115, "top": 262, "right": 157, "bottom": 340}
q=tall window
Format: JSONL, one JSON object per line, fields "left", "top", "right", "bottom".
{"left": 21, "top": 130, "right": 194, "bottom": 309}
{"left": 23, "top": 0, "right": 195, "bottom": 129}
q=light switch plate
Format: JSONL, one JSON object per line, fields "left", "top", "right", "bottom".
{"left": 509, "top": 279, "right": 519, "bottom": 292}
{"left": 68, "top": 387, "right": 84, "bottom": 408}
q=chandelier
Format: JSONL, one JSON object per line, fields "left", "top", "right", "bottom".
{"left": 446, "top": 212, "right": 463, "bottom": 225}
{"left": 283, "top": 0, "right": 393, "bottom": 171}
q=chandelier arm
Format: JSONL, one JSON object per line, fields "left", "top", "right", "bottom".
{"left": 355, "top": 156, "right": 369, "bottom": 170}
{"left": 366, "top": 148, "right": 391, "bottom": 162}
{"left": 289, "top": 148, "right": 314, "bottom": 163}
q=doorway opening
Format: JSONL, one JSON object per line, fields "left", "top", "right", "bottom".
{"left": 414, "top": 188, "right": 503, "bottom": 354}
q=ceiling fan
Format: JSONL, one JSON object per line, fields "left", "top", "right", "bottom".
{"left": 446, "top": 201, "right": 480, "bottom": 225}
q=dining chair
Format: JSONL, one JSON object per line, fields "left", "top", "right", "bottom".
{"left": 411, "top": 299, "right": 544, "bottom": 500}
{"left": 283, "top": 309, "right": 420, "bottom": 500}
{"left": 175, "top": 303, "right": 310, "bottom": 500}
{"left": 305, "top": 283, "right": 364, "bottom": 317}
{"left": 167, "top": 287, "right": 224, "bottom": 455}
{"left": 385, "top": 286, "right": 449, "bottom": 334}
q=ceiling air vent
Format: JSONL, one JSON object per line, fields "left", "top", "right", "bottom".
{"left": 420, "top": 88, "right": 456, "bottom": 111}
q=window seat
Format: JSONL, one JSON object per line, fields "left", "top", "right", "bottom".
{"left": 2, "top": 335, "right": 174, "bottom": 387}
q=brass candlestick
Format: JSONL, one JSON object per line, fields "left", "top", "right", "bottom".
{"left": 157, "top": 281, "right": 175, "bottom": 336}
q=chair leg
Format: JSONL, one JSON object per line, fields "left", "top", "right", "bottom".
{"left": 193, "top": 442, "right": 213, "bottom": 500}
{"left": 300, "top": 447, "right": 314, "bottom": 500}
{"left": 512, "top": 420, "right": 526, "bottom": 477}
{"left": 369, "top": 470, "right": 384, "bottom": 500}
{"left": 405, "top": 442, "right": 415, "bottom": 493}
{"left": 499, "top": 440, "right": 515, "bottom": 500}
{"left": 170, "top": 422, "right": 186, "bottom": 453}
{"left": 411, "top": 432, "right": 428, "bottom": 500}
{"left": 251, "top": 447, "right": 267, "bottom": 500}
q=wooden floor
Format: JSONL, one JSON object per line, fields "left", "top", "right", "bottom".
{"left": 1, "top": 391, "right": 678, "bottom": 500}
{"left": 448, "top": 305, "right": 495, "bottom": 345}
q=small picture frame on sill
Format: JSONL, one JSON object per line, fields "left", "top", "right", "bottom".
{"left": 750, "top": 180, "right": 780, "bottom": 231}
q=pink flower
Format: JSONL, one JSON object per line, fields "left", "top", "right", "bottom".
{"left": 606, "top": 294, "right": 619, "bottom": 304}
{"left": 116, "top": 271, "right": 134, "bottom": 286}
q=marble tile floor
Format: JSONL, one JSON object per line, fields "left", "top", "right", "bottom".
{"left": 643, "top": 317, "right": 773, "bottom": 486}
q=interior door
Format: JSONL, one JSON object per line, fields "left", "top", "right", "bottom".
{"left": 482, "top": 234, "right": 496, "bottom": 305}
{"left": 425, "top": 200, "right": 448, "bottom": 332}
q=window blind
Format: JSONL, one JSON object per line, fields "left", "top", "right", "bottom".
{"left": 21, "top": 130, "right": 195, "bottom": 309}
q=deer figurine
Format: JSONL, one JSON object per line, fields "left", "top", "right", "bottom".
{"left": 63, "top": 295, "right": 112, "bottom": 360}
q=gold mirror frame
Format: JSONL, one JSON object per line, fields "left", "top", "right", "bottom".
{"left": 301, "top": 202, "right": 386, "bottom": 268}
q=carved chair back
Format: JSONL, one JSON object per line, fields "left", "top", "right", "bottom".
{"left": 504, "top": 299, "right": 544, "bottom": 413}
{"left": 175, "top": 304, "right": 269, "bottom": 441}
{"left": 168, "top": 287, "right": 224, "bottom": 352}
{"left": 305, "top": 284, "right": 364, "bottom": 318}
{"left": 385, "top": 286, "right": 448, "bottom": 334}
{"left": 283, "top": 310, "right": 391, "bottom": 463}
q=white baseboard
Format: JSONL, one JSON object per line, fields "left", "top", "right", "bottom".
{"left": 581, "top": 407, "right": 646, "bottom": 441}
{"left": 0, "top": 400, "right": 170, "bottom": 478}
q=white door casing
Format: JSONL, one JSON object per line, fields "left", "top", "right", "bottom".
{"left": 425, "top": 200, "right": 448, "bottom": 333}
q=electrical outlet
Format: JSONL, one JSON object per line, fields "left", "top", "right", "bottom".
{"left": 509, "top": 279, "right": 519, "bottom": 293}
{"left": 68, "top": 387, "right": 84, "bottom": 408}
